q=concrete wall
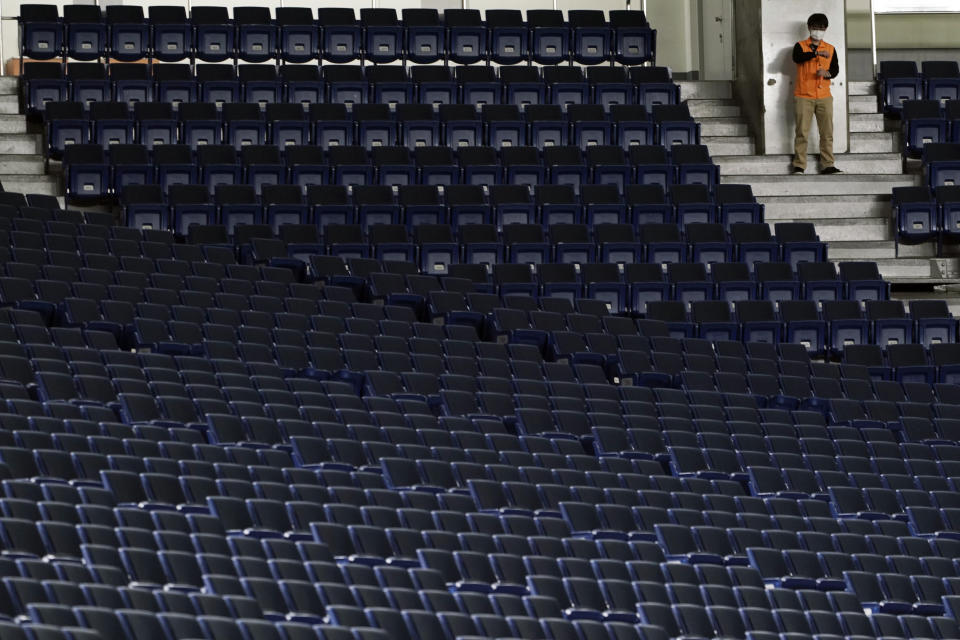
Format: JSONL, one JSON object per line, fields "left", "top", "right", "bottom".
{"left": 847, "top": 48, "right": 960, "bottom": 81}
{"left": 644, "top": 0, "right": 700, "bottom": 76}
{"left": 760, "top": 0, "right": 848, "bottom": 156}
{"left": 846, "top": 0, "right": 960, "bottom": 48}
{"left": 733, "top": 0, "right": 764, "bottom": 152}
{"left": 844, "top": 0, "right": 960, "bottom": 79}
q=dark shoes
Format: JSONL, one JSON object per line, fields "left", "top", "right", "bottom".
{"left": 820, "top": 166, "right": 841, "bottom": 174}
{"left": 790, "top": 166, "right": 805, "bottom": 174}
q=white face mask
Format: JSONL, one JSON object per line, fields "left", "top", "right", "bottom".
{"left": 809, "top": 29, "right": 825, "bottom": 41}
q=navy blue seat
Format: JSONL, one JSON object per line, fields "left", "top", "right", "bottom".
{"left": 122, "top": 185, "right": 167, "bottom": 231}
{"left": 63, "top": 5, "right": 106, "bottom": 61}
{"left": 779, "top": 300, "right": 827, "bottom": 356}
{"left": 63, "top": 145, "right": 108, "bottom": 200}
{"left": 276, "top": 8, "right": 318, "bottom": 63}
{"left": 824, "top": 301, "right": 870, "bottom": 356}
{"left": 923, "top": 60, "right": 960, "bottom": 103}
{"left": 754, "top": 262, "right": 800, "bottom": 304}
{"left": 610, "top": 10, "right": 655, "bottom": 65}
{"left": 527, "top": 10, "right": 569, "bottom": 65}
{"left": 149, "top": 6, "right": 191, "bottom": 62}
{"left": 936, "top": 185, "right": 960, "bottom": 250}
{"left": 902, "top": 100, "right": 947, "bottom": 157}
{"left": 569, "top": 10, "right": 611, "bottom": 66}
{"left": 239, "top": 65, "right": 281, "bottom": 108}
{"left": 154, "top": 64, "right": 197, "bottom": 108}
{"left": 536, "top": 185, "right": 582, "bottom": 228}
{"left": 327, "top": 146, "right": 371, "bottom": 187}
{"left": 360, "top": 8, "right": 402, "bottom": 64}
{"left": 838, "top": 261, "right": 889, "bottom": 301}
{"left": 235, "top": 7, "right": 277, "bottom": 63}
{"left": 773, "top": 222, "right": 826, "bottom": 269}
{"left": 43, "top": 102, "right": 86, "bottom": 156}
{"left": 923, "top": 143, "right": 960, "bottom": 188}
{"left": 670, "top": 144, "right": 716, "bottom": 188}
{"left": 366, "top": 66, "right": 413, "bottom": 107}
{"left": 716, "top": 184, "right": 764, "bottom": 228}
{"left": 24, "top": 63, "right": 68, "bottom": 113}
{"left": 196, "top": 64, "right": 239, "bottom": 106}
{"left": 318, "top": 8, "right": 360, "bottom": 63}
{"left": 283, "top": 66, "right": 324, "bottom": 107}
{"left": 640, "top": 223, "right": 684, "bottom": 265}
{"left": 403, "top": 9, "right": 444, "bottom": 64}
{"left": 597, "top": 108, "right": 647, "bottom": 157}
{"left": 711, "top": 262, "right": 755, "bottom": 303}
{"left": 67, "top": 63, "right": 109, "bottom": 107}
{"left": 486, "top": 10, "right": 526, "bottom": 66}
{"left": 866, "top": 299, "right": 913, "bottom": 346}
{"left": 324, "top": 65, "right": 365, "bottom": 107}
{"left": 893, "top": 186, "right": 938, "bottom": 255}
{"left": 397, "top": 105, "right": 440, "bottom": 150}
{"left": 910, "top": 299, "right": 957, "bottom": 346}
{"left": 629, "top": 146, "right": 672, "bottom": 188}
{"left": 111, "top": 64, "right": 152, "bottom": 106}
{"left": 632, "top": 67, "right": 679, "bottom": 110}
{"left": 670, "top": 185, "right": 716, "bottom": 226}
{"left": 168, "top": 185, "right": 216, "bottom": 236}
{"left": 191, "top": 6, "right": 235, "bottom": 63}
{"left": 879, "top": 60, "right": 922, "bottom": 115}
{"left": 19, "top": 4, "right": 63, "bottom": 61}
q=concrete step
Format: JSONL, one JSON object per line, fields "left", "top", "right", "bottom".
{"left": 701, "top": 136, "right": 755, "bottom": 156}
{"left": 891, "top": 289, "right": 960, "bottom": 316}
{"left": 0, "top": 115, "right": 28, "bottom": 134}
{"left": 0, "top": 77, "right": 18, "bottom": 96}
{"left": 807, "top": 217, "right": 892, "bottom": 241}
{"left": 677, "top": 80, "right": 732, "bottom": 101}
{"left": 714, "top": 152, "right": 902, "bottom": 176}
{"left": 759, "top": 194, "right": 890, "bottom": 221}
{"left": 849, "top": 94, "right": 880, "bottom": 114}
{"left": 728, "top": 172, "right": 920, "bottom": 196}
{"left": 829, "top": 241, "right": 938, "bottom": 261}
{"left": 0, "top": 175, "right": 60, "bottom": 196}
{"left": 872, "top": 257, "right": 940, "bottom": 278}
{"left": 849, "top": 113, "right": 885, "bottom": 133}
{"left": 0, "top": 156, "right": 45, "bottom": 175}
{"left": 699, "top": 118, "right": 749, "bottom": 137}
{"left": 0, "top": 135, "right": 42, "bottom": 155}
{"left": 686, "top": 101, "right": 741, "bottom": 119}
{"left": 849, "top": 131, "right": 901, "bottom": 153}
{"left": 0, "top": 95, "right": 20, "bottom": 115}
{"left": 848, "top": 81, "right": 877, "bottom": 96}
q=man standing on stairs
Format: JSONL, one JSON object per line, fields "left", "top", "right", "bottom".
{"left": 791, "top": 13, "right": 841, "bottom": 175}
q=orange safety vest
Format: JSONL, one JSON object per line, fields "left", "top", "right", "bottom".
{"left": 794, "top": 38, "right": 834, "bottom": 99}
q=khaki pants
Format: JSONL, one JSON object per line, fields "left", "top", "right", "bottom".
{"left": 793, "top": 96, "right": 834, "bottom": 170}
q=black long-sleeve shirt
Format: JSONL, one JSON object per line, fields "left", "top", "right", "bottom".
{"left": 793, "top": 42, "right": 840, "bottom": 79}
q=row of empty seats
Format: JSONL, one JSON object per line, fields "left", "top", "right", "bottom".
{"left": 67, "top": 144, "right": 717, "bottom": 203}
{"left": 44, "top": 101, "right": 691, "bottom": 154}
{"left": 878, "top": 60, "right": 960, "bottom": 115}
{"left": 19, "top": 5, "right": 655, "bottom": 65}
{"left": 27, "top": 65, "right": 679, "bottom": 115}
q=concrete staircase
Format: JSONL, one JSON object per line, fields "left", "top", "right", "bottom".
{"left": 0, "top": 76, "right": 58, "bottom": 197}
{"left": 681, "top": 80, "right": 960, "bottom": 298}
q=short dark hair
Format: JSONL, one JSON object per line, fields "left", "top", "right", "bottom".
{"left": 807, "top": 13, "right": 828, "bottom": 29}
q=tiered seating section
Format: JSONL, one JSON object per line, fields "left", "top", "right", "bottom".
{"left": 17, "top": 6, "right": 674, "bottom": 213}
{"left": 8, "top": 6, "right": 960, "bottom": 640}
{"left": 875, "top": 60, "right": 960, "bottom": 253}
{"left": 0, "top": 188, "right": 958, "bottom": 640}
